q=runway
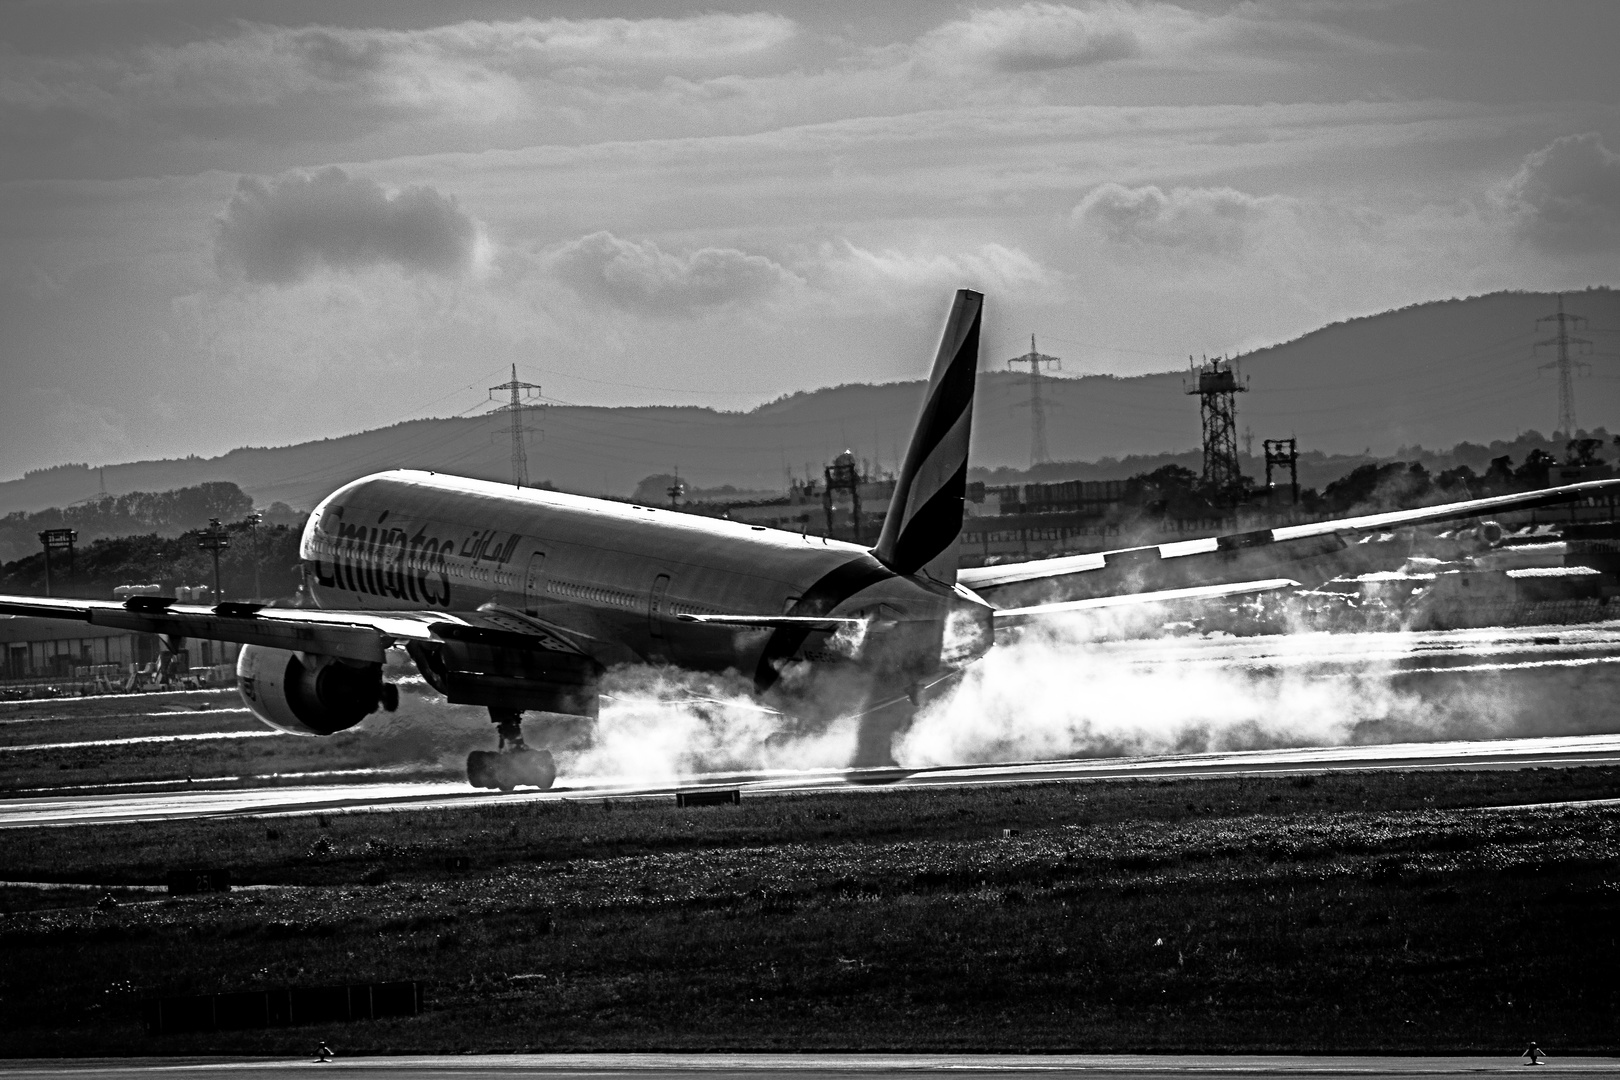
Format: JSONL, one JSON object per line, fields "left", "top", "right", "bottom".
{"left": 4, "top": 731, "right": 1619, "bottom": 829}
{"left": 4, "top": 623, "right": 1619, "bottom": 828}
{"left": 1, "top": 1054, "right": 1614, "bottom": 1078}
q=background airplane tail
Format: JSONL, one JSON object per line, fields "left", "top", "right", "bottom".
{"left": 874, "top": 289, "right": 983, "bottom": 585}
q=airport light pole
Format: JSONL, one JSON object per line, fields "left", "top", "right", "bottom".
{"left": 246, "top": 511, "right": 263, "bottom": 600}
{"left": 198, "top": 519, "right": 229, "bottom": 604}
{"left": 37, "top": 529, "right": 76, "bottom": 597}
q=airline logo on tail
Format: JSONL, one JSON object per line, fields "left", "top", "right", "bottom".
{"left": 875, "top": 289, "right": 983, "bottom": 583}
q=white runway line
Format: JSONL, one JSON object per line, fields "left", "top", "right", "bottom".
{"left": 0, "top": 730, "right": 284, "bottom": 753}
{"left": 5, "top": 1051, "right": 1620, "bottom": 1076}
{"left": 5, "top": 732, "right": 1620, "bottom": 829}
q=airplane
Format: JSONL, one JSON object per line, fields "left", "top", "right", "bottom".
{"left": 3, "top": 289, "right": 1618, "bottom": 790}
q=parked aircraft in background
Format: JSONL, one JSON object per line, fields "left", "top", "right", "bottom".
{"left": 3, "top": 290, "right": 1617, "bottom": 789}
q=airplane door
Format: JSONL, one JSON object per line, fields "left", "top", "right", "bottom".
{"left": 648, "top": 573, "right": 671, "bottom": 640}
{"left": 523, "top": 552, "right": 547, "bottom": 614}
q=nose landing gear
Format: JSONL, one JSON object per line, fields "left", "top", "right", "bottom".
{"left": 467, "top": 708, "right": 557, "bottom": 791}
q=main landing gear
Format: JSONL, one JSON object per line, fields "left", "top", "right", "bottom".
{"left": 467, "top": 708, "right": 557, "bottom": 792}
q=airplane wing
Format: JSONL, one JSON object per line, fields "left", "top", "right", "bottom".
{"left": 992, "top": 578, "right": 1300, "bottom": 627}
{"left": 0, "top": 595, "right": 588, "bottom": 663}
{"left": 959, "top": 477, "right": 1620, "bottom": 593}
{"left": 677, "top": 613, "right": 867, "bottom": 631}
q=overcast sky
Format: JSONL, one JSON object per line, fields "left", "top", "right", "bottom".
{"left": 2, "top": 0, "right": 1617, "bottom": 480}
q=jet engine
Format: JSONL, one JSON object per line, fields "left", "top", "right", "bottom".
{"left": 236, "top": 644, "right": 394, "bottom": 736}
{"left": 1462, "top": 520, "right": 1507, "bottom": 550}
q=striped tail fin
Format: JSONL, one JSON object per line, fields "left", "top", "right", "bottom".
{"left": 874, "top": 289, "right": 983, "bottom": 584}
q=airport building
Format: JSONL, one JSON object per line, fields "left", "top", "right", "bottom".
{"left": 0, "top": 615, "right": 237, "bottom": 691}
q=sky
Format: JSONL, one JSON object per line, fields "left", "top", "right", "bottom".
{"left": 2, "top": 0, "right": 1618, "bottom": 480}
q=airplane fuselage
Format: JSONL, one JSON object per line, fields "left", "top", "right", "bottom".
{"left": 300, "top": 470, "right": 978, "bottom": 694}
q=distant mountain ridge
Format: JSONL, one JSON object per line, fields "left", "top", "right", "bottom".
{"left": 3, "top": 288, "right": 1615, "bottom": 516}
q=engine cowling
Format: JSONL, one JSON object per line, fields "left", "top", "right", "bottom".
{"left": 236, "top": 644, "right": 384, "bottom": 736}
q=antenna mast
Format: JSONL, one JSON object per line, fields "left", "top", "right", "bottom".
{"left": 1007, "top": 334, "right": 1062, "bottom": 467}
{"left": 488, "top": 365, "right": 544, "bottom": 487}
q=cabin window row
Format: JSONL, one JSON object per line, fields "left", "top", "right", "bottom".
{"left": 547, "top": 580, "right": 638, "bottom": 608}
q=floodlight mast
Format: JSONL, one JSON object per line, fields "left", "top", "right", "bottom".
{"left": 198, "top": 519, "right": 229, "bottom": 602}
{"left": 37, "top": 529, "right": 76, "bottom": 597}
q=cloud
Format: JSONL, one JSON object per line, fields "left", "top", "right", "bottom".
{"left": 817, "top": 241, "right": 1052, "bottom": 303}
{"left": 214, "top": 167, "right": 480, "bottom": 284}
{"left": 1504, "top": 133, "right": 1620, "bottom": 255}
{"left": 916, "top": 2, "right": 1148, "bottom": 73}
{"left": 542, "top": 231, "right": 800, "bottom": 316}
{"left": 911, "top": 1, "right": 1404, "bottom": 76}
{"left": 2, "top": 13, "right": 798, "bottom": 122}
{"left": 1071, "top": 182, "right": 1287, "bottom": 255}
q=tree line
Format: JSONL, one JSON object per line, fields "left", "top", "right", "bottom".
{"left": 0, "top": 511, "right": 307, "bottom": 602}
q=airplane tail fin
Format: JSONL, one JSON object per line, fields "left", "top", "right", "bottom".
{"left": 874, "top": 289, "right": 983, "bottom": 584}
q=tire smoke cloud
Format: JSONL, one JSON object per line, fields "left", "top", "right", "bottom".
{"left": 897, "top": 610, "right": 1620, "bottom": 767}
{"left": 348, "top": 621, "right": 1620, "bottom": 784}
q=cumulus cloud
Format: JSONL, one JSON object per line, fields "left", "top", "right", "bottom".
{"left": 214, "top": 167, "right": 480, "bottom": 284}
{"left": 1504, "top": 133, "right": 1620, "bottom": 254}
{"left": 543, "top": 231, "right": 800, "bottom": 316}
{"left": 1072, "top": 182, "right": 1286, "bottom": 255}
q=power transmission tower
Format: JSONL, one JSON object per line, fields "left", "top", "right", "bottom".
{"left": 1535, "top": 295, "right": 1591, "bottom": 436}
{"left": 488, "top": 366, "right": 544, "bottom": 487}
{"left": 1008, "top": 335, "right": 1061, "bottom": 467}
{"left": 1186, "top": 355, "right": 1248, "bottom": 503}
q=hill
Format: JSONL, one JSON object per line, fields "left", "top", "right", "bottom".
{"left": 2, "top": 288, "right": 1615, "bottom": 514}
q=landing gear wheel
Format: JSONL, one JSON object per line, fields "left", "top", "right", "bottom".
{"left": 510, "top": 748, "right": 556, "bottom": 790}
{"left": 484, "top": 749, "right": 556, "bottom": 791}
{"left": 467, "top": 750, "right": 498, "bottom": 789}
{"left": 465, "top": 708, "right": 562, "bottom": 790}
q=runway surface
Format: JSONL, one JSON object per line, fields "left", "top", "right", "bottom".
{"left": 2, "top": 1054, "right": 1615, "bottom": 1078}
{"left": 4, "top": 731, "right": 1619, "bottom": 829}
{"left": 4, "top": 623, "right": 1619, "bottom": 829}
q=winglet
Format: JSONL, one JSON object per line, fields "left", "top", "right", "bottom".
{"left": 875, "top": 289, "right": 983, "bottom": 584}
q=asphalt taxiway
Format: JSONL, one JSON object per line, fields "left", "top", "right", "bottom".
{"left": 2, "top": 1054, "right": 1616, "bottom": 1078}
{"left": 3, "top": 731, "right": 1619, "bottom": 829}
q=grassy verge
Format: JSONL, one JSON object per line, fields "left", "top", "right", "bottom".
{"left": 1, "top": 768, "right": 1618, "bottom": 1054}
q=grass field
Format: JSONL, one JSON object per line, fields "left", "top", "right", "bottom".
{"left": 2, "top": 767, "right": 1618, "bottom": 1055}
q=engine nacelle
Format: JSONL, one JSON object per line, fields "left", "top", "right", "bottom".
{"left": 236, "top": 644, "right": 384, "bottom": 736}
{"left": 1457, "top": 519, "right": 1507, "bottom": 552}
